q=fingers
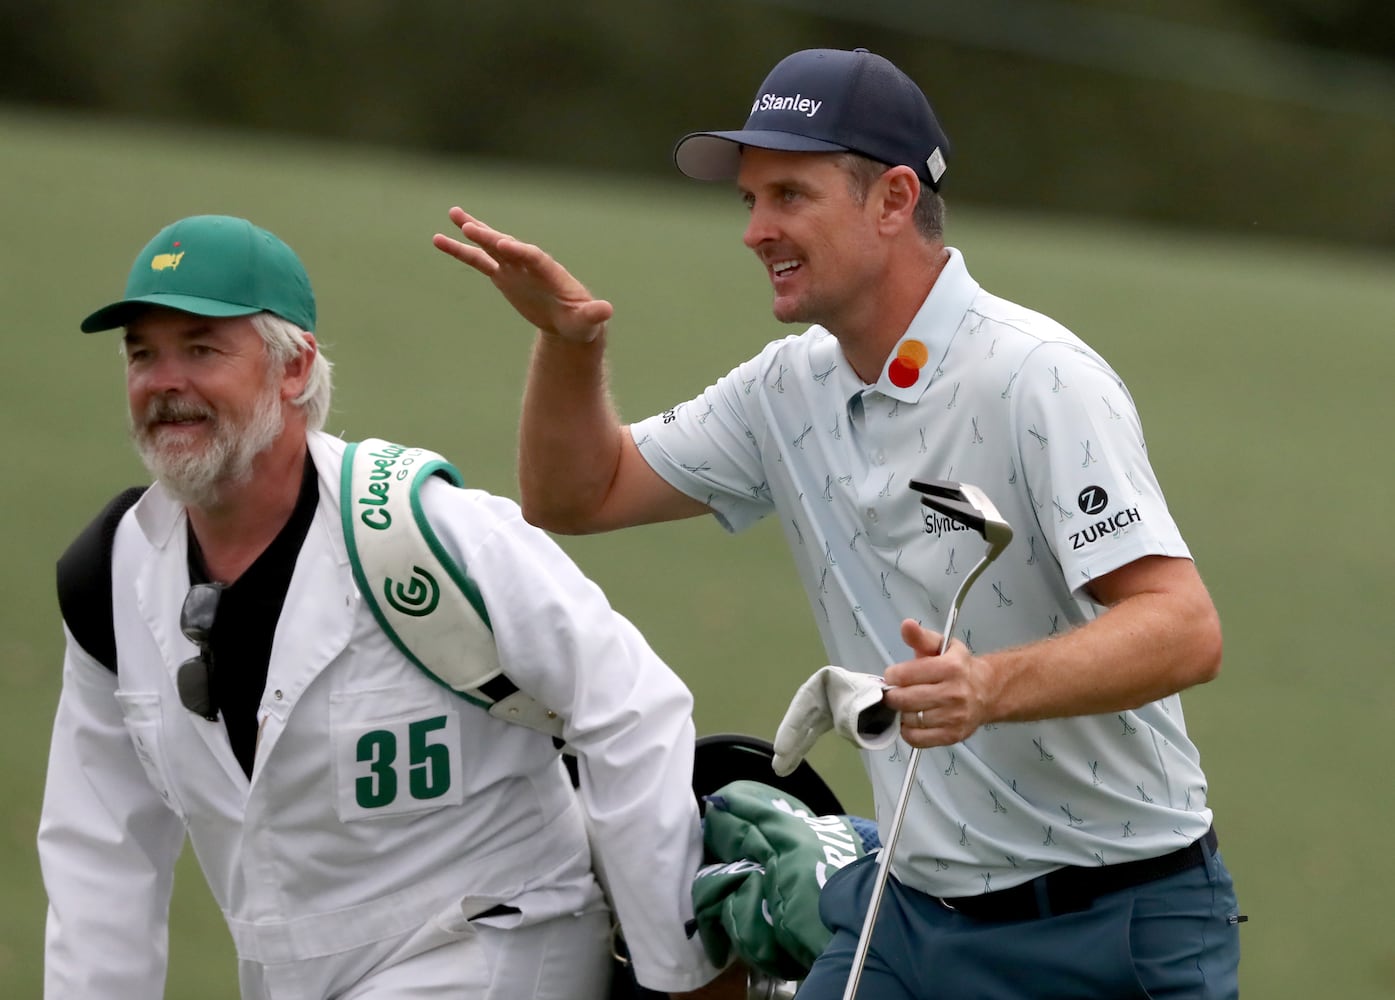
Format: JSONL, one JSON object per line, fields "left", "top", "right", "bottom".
{"left": 882, "top": 621, "right": 984, "bottom": 746}
{"left": 433, "top": 208, "right": 538, "bottom": 272}
{"left": 434, "top": 207, "right": 614, "bottom": 342}
{"left": 446, "top": 206, "right": 502, "bottom": 247}
{"left": 884, "top": 636, "right": 951, "bottom": 691}
{"left": 899, "top": 711, "right": 969, "bottom": 749}
{"left": 575, "top": 298, "right": 616, "bottom": 327}
{"left": 899, "top": 617, "right": 945, "bottom": 659}
{"left": 435, "top": 207, "right": 572, "bottom": 284}
{"left": 893, "top": 681, "right": 977, "bottom": 746}
{"left": 445, "top": 208, "right": 549, "bottom": 266}
{"left": 771, "top": 718, "right": 824, "bottom": 776}
{"left": 431, "top": 232, "right": 499, "bottom": 276}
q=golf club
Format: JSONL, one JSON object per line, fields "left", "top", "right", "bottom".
{"left": 840, "top": 479, "right": 1014, "bottom": 1000}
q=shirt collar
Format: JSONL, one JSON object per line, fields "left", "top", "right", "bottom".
{"left": 871, "top": 247, "right": 980, "bottom": 403}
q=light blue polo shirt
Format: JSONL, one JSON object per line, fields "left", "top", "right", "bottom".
{"left": 632, "top": 249, "right": 1213, "bottom": 896}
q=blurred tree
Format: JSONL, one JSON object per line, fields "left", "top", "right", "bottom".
{"left": 1269, "top": 0, "right": 1395, "bottom": 60}
{"left": 1, "top": 0, "right": 1391, "bottom": 247}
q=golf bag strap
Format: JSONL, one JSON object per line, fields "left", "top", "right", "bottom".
{"left": 341, "top": 439, "right": 564, "bottom": 741}
{"left": 55, "top": 485, "right": 149, "bottom": 674}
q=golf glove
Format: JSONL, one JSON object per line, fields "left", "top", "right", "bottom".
{"left": 771, "top": 666, "right": 897, "bottom": 776}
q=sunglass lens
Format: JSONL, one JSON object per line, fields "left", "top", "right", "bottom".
{"left": 177, "top": 656, "right": 216, "bottom": 720}
{"left": 181, "top": 584, "right": 222, "bottom": 642}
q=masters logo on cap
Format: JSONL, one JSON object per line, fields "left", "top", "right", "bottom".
{"left": 673, "top": 47, "right": 950, "bottom": 192}
{"left": 80, "top": 214, "right": 317, "bottom": 333}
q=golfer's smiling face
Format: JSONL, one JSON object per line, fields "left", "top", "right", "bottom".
{"left": 736, "top": 147, "right": 890, "bottom": 332}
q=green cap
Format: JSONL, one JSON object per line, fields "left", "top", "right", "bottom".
{"left": 80, "top": 215, "right": 316, "bottom": 333}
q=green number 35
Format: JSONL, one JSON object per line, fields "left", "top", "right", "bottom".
{"left": 355, "top": 715, "right": 452, "bottom": 808}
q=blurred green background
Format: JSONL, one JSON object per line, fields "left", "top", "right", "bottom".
{"left": 6, "top": 0, "right": 1395, "bottom": 249}
{"left": 4, "top": 1, "right": 1393, "bottom": 997}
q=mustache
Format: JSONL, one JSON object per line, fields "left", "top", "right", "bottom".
{"left": 141, "top": 396, "right": 216, "bottom": 428}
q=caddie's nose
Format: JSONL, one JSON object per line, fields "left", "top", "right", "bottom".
{"left": 129, "top": 351, "right": 192, "bottom": 395}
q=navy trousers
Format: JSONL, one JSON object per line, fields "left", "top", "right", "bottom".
{"left": 798, "top": 840, "right": 1242, "bottom": 999}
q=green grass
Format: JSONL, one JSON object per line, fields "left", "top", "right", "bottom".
{"left": 3, "top": 104, "right": 1393, "bottom": 997}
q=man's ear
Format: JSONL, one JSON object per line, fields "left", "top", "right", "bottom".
{"left": 876, "top": 166, "right": 921, "bottom": 234}
{"left": 281, "top": 333, "right": 317, "bottom": 401}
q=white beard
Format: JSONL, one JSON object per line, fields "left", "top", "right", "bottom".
{"left": 131, "top": 376, "right": 286, "bottom": 510}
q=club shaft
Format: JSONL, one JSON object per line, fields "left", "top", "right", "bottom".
{"left": 840, "top": 621, "right": 957, "bottom": 1000}
{"left": 840, "top": 743, "right": 921, "bottom": 1000}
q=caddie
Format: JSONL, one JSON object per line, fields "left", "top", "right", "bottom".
{"left": 37, "top": 214, "right": 741, "bottom": 1000}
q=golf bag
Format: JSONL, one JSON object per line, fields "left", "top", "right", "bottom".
{"left": 611, "top": 733, "right": 849, "bottom": 1000}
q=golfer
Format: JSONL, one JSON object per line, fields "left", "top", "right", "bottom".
{"left": 437, "top": 47, "right": 1243, "bottom": 998}
{"left": 39, "top": 214, "right": 735, "bottom": 999}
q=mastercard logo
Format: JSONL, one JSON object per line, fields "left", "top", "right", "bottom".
{"left": 887, "top": 339, "right": 929, "bottom": 388}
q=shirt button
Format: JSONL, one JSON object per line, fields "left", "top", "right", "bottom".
{"left": 867, "top": 508, "right": 879, "bottom": 523}
{"left": 274, "top": 690, "right": 284, "bottom": 701}
{"left": 874, "top": 450, "right": 886, "bottom": 465}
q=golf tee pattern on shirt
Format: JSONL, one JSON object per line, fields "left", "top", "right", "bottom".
{"left": 632, "top": 248, "right": 1211, "bottom": 897}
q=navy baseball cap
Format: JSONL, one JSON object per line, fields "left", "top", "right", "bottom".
{"left": 674, "top": 47, "right": 950, "bottom": 191}
{"left": 81, "top": 215, "right": 316, "bottom": 333}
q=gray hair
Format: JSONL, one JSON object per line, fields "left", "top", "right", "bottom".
{"left": 836, "top": 153, "right": 946, "bottom": 242}
{"left": 250, "top": 312, "right": 333, "bottom": 431}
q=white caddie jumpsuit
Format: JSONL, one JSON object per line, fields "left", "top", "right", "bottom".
{"left": 39, "top": 430, "right": 718, "bottom": 998}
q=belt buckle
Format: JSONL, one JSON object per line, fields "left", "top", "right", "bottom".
{"left": 937, "top": 897, "right": 959, "bottom": 913}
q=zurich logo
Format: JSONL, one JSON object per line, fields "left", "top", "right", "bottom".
{"left": 1077, "top": 486, "right": 1108, "bottom": 515}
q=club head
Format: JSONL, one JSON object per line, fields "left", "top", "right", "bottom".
{"left": 909, "top": 479, "right": 1013, "bottom": 557}
{"left": 911, "top": 479, "right": 1015, "bottom": 647}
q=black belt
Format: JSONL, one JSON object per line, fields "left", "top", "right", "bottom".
{"left": 939, "top": 826, "right": 1218, "bottom": 921}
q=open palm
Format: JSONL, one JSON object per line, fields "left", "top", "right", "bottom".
{"left": 433, "top": 207, "right": 614, "bottom": 343}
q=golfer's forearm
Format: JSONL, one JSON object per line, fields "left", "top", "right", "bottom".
{"left": 983, "top": 590, "right": 1223, "bottom": 723}
{"left": 519, "top": 330, "right": 625, "bottom": 532}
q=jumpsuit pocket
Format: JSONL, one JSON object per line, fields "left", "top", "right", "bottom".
{"left": 114, "top": 690, "right": 187, "bottom": 820}
{"left": 329, "top": 689, "right": 466, "bottom": 823}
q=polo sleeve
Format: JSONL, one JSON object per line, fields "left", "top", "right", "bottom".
{"left": 631, "top": 340, "right": 794, "bottom": 534}
{"left": 38, "top": 630, "right": 185, "bottom": 999}
{"left": 1012, "top": 342, "right": 1191, "bottom": 598}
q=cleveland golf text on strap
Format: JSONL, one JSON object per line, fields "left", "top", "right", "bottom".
{"left": 340, "top": 439, "right": 564, "bottom": 740}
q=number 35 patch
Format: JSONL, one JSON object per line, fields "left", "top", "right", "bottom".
{"left": 334, "top": 711, "right": 465, "bottom": 821}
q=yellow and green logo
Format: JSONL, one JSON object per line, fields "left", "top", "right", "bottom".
{"left": 150, "top": 250, "right": 185, "bottom": 271}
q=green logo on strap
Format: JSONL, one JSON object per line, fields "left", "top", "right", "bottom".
{"left": 384, "top": 567, "right": 440, "bottom": 617}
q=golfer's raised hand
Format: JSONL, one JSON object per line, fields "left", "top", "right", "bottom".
{"left": 433, "top": 207, "right": 614, "bottom": 343}
{"left": 882, "top": 618, "right": 994, "bottom": 748}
